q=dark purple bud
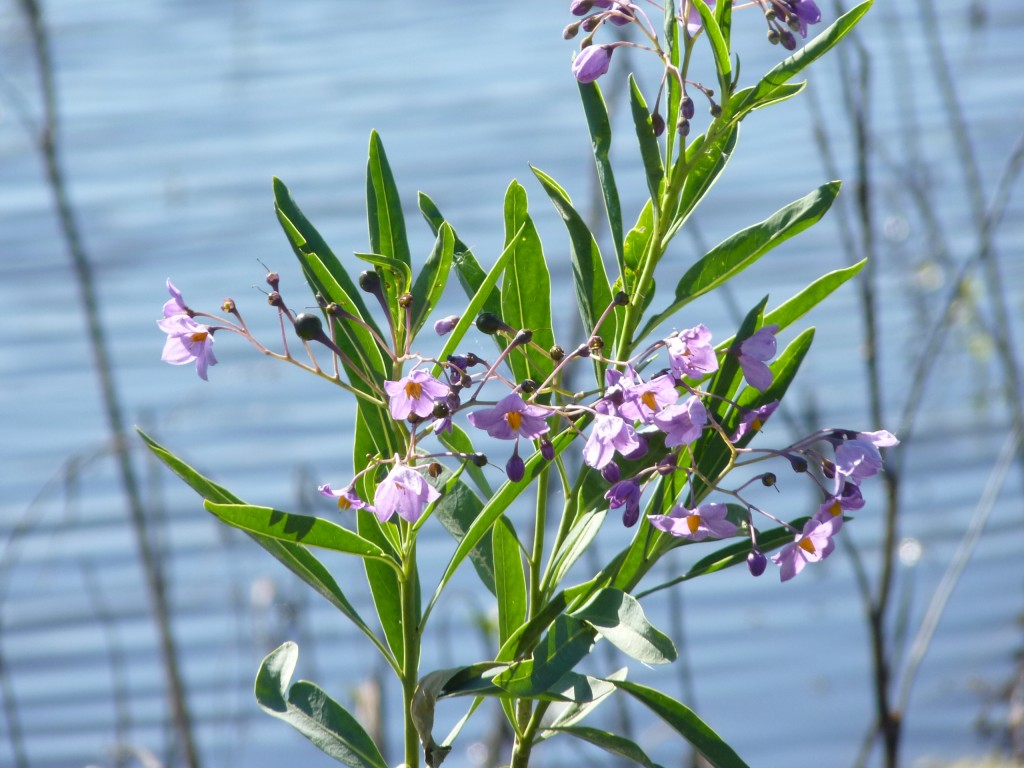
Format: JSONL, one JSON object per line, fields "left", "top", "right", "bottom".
{"left": 780, "top": 30, "right": 797, "bottom": 50}
{"left": 676, "top": 118, "right": 691, "bottom": 137}
{"left": 581, "top": 15, "right": 600, "bottom": 32}
{"left": 651, "top": 112, "right": 665, "bottom": 136}
{"left": 709, "top": 102, "right": 722, "bottom": 118}
{"left": 614, "top": 290, "right": 630, "bottom": 306}
{"left": 447, "top": 354, "right": 469, "bottom": 371}
{"left": 656, "top": 452, "right": 676, "bottom": 476}
{"left": 293, "top": 312, "right": 324, "bottom": 341}
{"left": 570, "top": 0, "right": 593, "bottom": 15}
{"left": 622, "top": 503, "right": 640, "bottom": 528}
{"left": 747, "top": 549, "right": 768, "bottom": 577}
{"left": 358, "top": 270, "right": 381, "bottom": 293}
{"left": 601, "top": 462, "right": 621, "bottom": 484}
{"left": 465, "top": 352, "right": 482, "bottom": 367}
{"left": 572, "top": 44, "right": 614, "bottom": 84}
{"left": 506, "top": 450, "right": 526, "bottom": 483}
{"left": 540, "top": 437, "right": 555, "bottom": 461}
{"left": 760, "top": 472, "right": 777, "bottom": 487}
{"left": 623, "top": 435, "right": 648, "bottom": 461}
{"left": 788, "top": 454, "right": 809, "bottom": 473}
{"left": 608, "top": 6, "right": 634, "bottom": 26}
{"left": 681, "top": 95, "right": 695, "bottom": 120}
{"left": 513, "top": 328, "right": 533, "bottom": 346}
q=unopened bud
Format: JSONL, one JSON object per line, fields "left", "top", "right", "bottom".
{"left": 358, "top": 270, "right": 381, "bottom": 293}
{"left": 294, "top": 312, "right": 324, "bottom": 341}
{"left": 788, "top": 455, "right": 808, "bottom": 473}
{"left": 760, "top": 472, "right": 777, "bottom": 487}
{"left": 266, "top": 271, "right": 280, "bottom": 290}
{"left": 681, "top": 95, "right": 695, "bottom": 120}
{"left": 398, "top": 293, "right": 414, "bottom": 309}
{"left": 221, "top": 298, "right": 236, "bottom": 313}
{"left": 472, "top": 452, "right": 488, "bottom": 468}
{"left": 652, "top": 112, "right": 665, "bottom": 136}
{"left": 563, "top": 21, "right": 582, "bottom": 39}
{"left": 506, "top": 452, "right": 526, "bottom": 483}
{"left": 433, "top": 315, "right": 460, "bottom": 336}
{"left": 267, "top": 291, "right": 283, "bottom": 307}
{"left": 747, "top": 549, "right": 767, "bottom": 577}
{"left": 476, "top": 312, "right": 502, "bottom": 335}
{"left": 677, "top": 118, "right": 691, "bottom": 137}
{"left": 513, "top": 329, "right": 533, "bottom": 346}
{"left": 540, "top": 437, "right": 555, "bottom": 461}
{"left": 601, "top": 462, "right": 621, "bottom": 484}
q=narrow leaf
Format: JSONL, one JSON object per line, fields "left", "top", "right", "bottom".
{"left": 552, "top": 726, "right": 664, "bottom": 768}
{"left": 493, "top": 517, "right": 527, "bottom": 645}
{"left": 692, "top": 0, "right": 731, "bottom": 99}
{"left": 627, "top": 76, "right": 665, "bottom": 215}
{"left": 431, "top": 474, "right": 497, "bottom": 596}
{"left": 366, "top": 130, "right": 411, "bottom": 266}
{"left": 612, "top": 680, "right": 750, "bottom": 768}
{"left": 411, "top": 222, "right": 455, "bottom": 338}
{"left": 578, "top": 80, "right": 626, "bottom": 276}
{"left": 255, "top": 642, "right": 389, "bottom": 768}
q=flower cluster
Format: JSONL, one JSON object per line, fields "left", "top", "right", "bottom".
{"left": 158, "top": 271, "right": 895, "bottom": 581}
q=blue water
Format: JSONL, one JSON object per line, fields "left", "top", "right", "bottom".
{"left": 2, "top": 0, "right": 1023, "bottom": 766}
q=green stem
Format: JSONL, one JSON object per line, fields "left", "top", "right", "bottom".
{"left": 529, "top": 468, "right": 549, "bottom": 618}
{"left": 401, "top": 538, "right": 421, "bottom": 768}
{"left": 509, "top": 701, "right": 551, "bottom": 768}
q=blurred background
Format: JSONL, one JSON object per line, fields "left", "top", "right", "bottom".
{"left": 1, "top": 0, "right": 1022, "bottom": 766}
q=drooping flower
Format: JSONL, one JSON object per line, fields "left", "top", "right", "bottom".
{"left": 813, "top": 482, "right": 864, "bottom": 532}
{"left": 652, "top": 396, "right": 707, "bottom": 447}
{"left": 737, "top": 325, "right": 778, "bottom": 391}
{"left": 605, "top": 479, "right": 642, "bottom": 527}
{"left": 572, "top": 44, "right": 614, "bottom": 84}
{"left": 618, "top": 374, "right": 679, "bottom": 423}
{"left": 319, "top": 483, "right": 374, "bottom": 513}
{"left": 667, "top": 324, "right": 719, "bottom": 380}
{"left": 771, "top": 517, "right": 838, "bottom": 582}
{"left": 158, "top": 314, "right": 218, "bottom": 381}
{"left": 833, "top": 432, "right": 899, "bottom": 486}
{"left": 648, "top": 502, "right": 737, "bottom": 542}
{"left": 373, "top": 463, "right": 440, "bottom": 524}
{"left": 583, "top": 413, "right": 640, "bottom": 469}
{"left": 732, "top": 400, "right": 779, "bottom": 442}
{"left": 467, "top": 393, "right": 550, "bottom": 440}
{"left": 163, "top": 278, "right": 189, "bottom": 319}
{"left": 384, "top": 369, "right": 449, "bottom": 420}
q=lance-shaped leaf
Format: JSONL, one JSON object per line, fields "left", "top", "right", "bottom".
{"left": 762, "top": 259, "right": 866, "bottom": 330}
{"left": 366, "top": 130, "right": 411, "bottom": 267}
{"left": 255, "top": 642, "right": 389, "bottom": 768}
{"left": 727, "top": 0, "right": 872, "bottom": 120}
{"left": 667, "top": 123, "right": 739, "bottom": 244}
{"left": 638, "top": 182, "right": 841, "bottom": 343}
{"left": 578, "top": 80, "right": 626, "bottom": 276}
{"left": 138, "top": 430, "right": 395, "bottom": 669}
{"left": 204, "top": 502, "right": 394, "bottom": 563}
{"left": 431, "top": 471, "right": 497, "bottom": 596}
{"left": 611, "top": 680, "right": 751, "bottom": 768}
{"left": 540, "top": 667, "right": 626, "bottom": 738}
{"left": 691, "top": 0, "right": 731, "bottom": 101}
{"left": 410, "top": 222, "right": 455, "bottom": 338}
{"left": 571, "top": 588, "right": 676, "bottom": 664}
{"left": 493, "top": 517, "right": 527, "bottom": 645}
{"left": 500, "top": 181, "right": 556, "bottom": 388}
{"left": 418, "top": 192, "right": 502, "bottom": 319}
{"left": 628, "top": 77, "right": 664, "bottom": 218}
{"left": 530, "top": 165, "right": 618, "bottom": 379}
{"left": 551, "top": 726, "right": 664, "bottom": 768}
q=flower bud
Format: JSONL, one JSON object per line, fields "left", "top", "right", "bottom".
{"left": 358, "top": 270, "right": 381, "bottom": 293}
{"left": 563, "top": 20, "right": 582, "bottom": 39}
{"left": 788, "top": 454, "right": 809, "bottom": 473}
{"left": 760, "top": 472, "right": 777, "bottom": 487}
{"left": 681, "top": 95, "right": 695, "bottom": 120}
{"left": 570, "top": 0, "right": 593, "bottom": 16}
{"left": 434, "top": 315, "right": 460, "bottom": 336}
{"left": 767, "top": 28, "right": 781, "bottom": 44}
{"left": 520, "top": 378, "right": 538, "bottom": 394}
{"left": 540, "top": 437, "right": 555, "bottom": 461}
{"left": 709, "top": 102, "right": 722, "bottom": 118}
{"left": 572, "top": 44, "right": 614, "bottom": 84}
{"left": 601, "top": 462, "right": 621, "bottom": 484}
{"left": 476, "top": 312, "right": 502, "bottom": 335}
{"left": 266, "top": 271, "right": 280, "bottom": 290}
{"left": 294, "top": 312, "right": 324, "bottom": 341}
{"left": 780, "top": 30, "right": 797, "bottom": 50}
{"left": 652, "top": 112, "right": 665, "bottom": 137}
{"left": 267, "top": 291, "right": 283, "bottom": 307}
{"left": 677, "top": 118, "right": 691, "bottom": 137}
{"left": 432, "top": 401, "right": 451, "bottom": 419}
{"left": 221, "top": 298, "right": 236, "bottom": 313}
{"left": 614, "top": 290, "right": 630, "bottom": 306}
{"left": 398, "top": 292, "right": 414, "bottom": 309}
{"left": 506, "top": 451, "right": 526, "bottom": 483}
{"left": 747, "top": 549, "right": 767, "bottom": 577}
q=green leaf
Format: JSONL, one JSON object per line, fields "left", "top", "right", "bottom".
{"left": 578, "top": 81, "right": 626, "bottom": 276}
{"left": 366, "top": 130, "right": 411, "bottom": 267}
{"left": 623, "top": 201, "right": 655, "bottom": 300}
{"left": 545, "top": 507, "right": 606, "bottom": 594}
{"left": 612, "top": 680, "right": 750, "bottom": 768}
{"left": 412, "top": 668, "right": 461, "bottom": 768}
{"left": 204, "top": 502, "right": 393, "bottom": 562}
{"left": 418, "top": 192, "right": 502, "bottom": 319}
{"left": 255, "top": 642, "right": 389, "bottom": 768}
{"left": 530, "top": 165, "right": 618, "bottom": 378}
{"left": 668, "top": 123, "right": 740, "bottom": 243}
{"left": 410, "top": 222, "right": 455, "bottom": 338}
{"left": 571, "top": 588, "right": 676, "bottom": 664}
{"left": 493, "top": 517, "right": 527, "bottom": 646}
{"left": 692, "top": 0, "right": 731, "bottom": 100}
{"left": 627, "top": 77, "right": 665, "bottom": 218}
{"left": 552, "top": 726, "right": 664, "bottom": 768}
{"left": 500, "top": 181, "right": 556, "bottom": 389}
{"left": 762, "top": 259, "right": 866, "bottom": 330}
{"left": 638, "top": 182, "right": 841, "bottom": 343}
{"left": 354, "top": 251, "right": 412, "bottom": 298}
{"left": 728, "top": 0, "right": 872, "bottom": 120}
{"left": 359, "top": 508, "right": 407, "bottom": 667}
{"left": 491, "top": 614, "right": 597, "bottom": 698}
{"left": 431, "top": 474, "right": 496, "bottom": 596}
{"left": 541, "top": 667, "right": 626, "bottom": 738}
{"left": 430, "top": 223, "right": 526, "bottom": 380}
{"left": 139, "top": 429, "right": 393, "bottom": 668}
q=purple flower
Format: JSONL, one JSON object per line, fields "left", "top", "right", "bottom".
{"left": 605, "top": 479, "right": 641, "bottom": 527}
{"left": 834, "top": 438, "right": 884, "bottom": 485}
{"left": 618, "top": 374, "right": 679, "bottom": 423}
{"left": 572, "top": 44, "right": 614, "bottom": 84}
{"left": 771, "top": 517, "right": 837, "bottom": 582}
{"left": 384, "top": 369, "right": 449, "bottom": 420}
{"left": 158, "top": 315, "right": 218, "bottom": 381}
{"left": 813, "top": 482, "right": 864, "bottom": 532}
{"left": 433, "top": 315, "right": 460, "bottom": 336}
{"left": 731, "top": 400, "right": 779, "bottom": 442}
{"left": 684, "top": 0, "right": 716, "bottom": 35}
{"left": 163, "top": 278, "right": 189, "bottom": 319}
{"left": 467, "top": 393, "right": 550, "bottom": 440}
{"left": 780, "top": 0, "right": 821, "bottom": 36}
{"left": 667, "top": 324, "right": 719, "bottom": 380}
{"left": 319, "top": 483, "right": 374, "bottom": 513}
{"left": 373, "top": 463, "right": 440, "bottom": 524}
{"left": 583, "top": 413, "right": 640, "bottom": 469}
{"left": 432, "top": 391, "right": 461, "bottom": 435}
{"left": 648, "top": 502, "right": 737, "bottom": 541}
{"left": 652, "top": 396, "right": 707, "bottom": 447}
{"left": 737, "top": 325, "right": 778, "bottom": 391}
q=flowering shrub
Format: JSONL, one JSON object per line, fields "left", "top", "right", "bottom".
{"left": 141, "top": 2, "right": 891, "bottom": 766}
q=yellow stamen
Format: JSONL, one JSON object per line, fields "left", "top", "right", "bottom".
{"left": 828, "top": 500, "right": 842, "bottom": 517}
{"left": 505, "top": 411, "right": 523, "bottom": 431}
{"left": 686, "top": 514, "right": 701, "bottom": 534}
{"left": 641, "top": 391, "right": 658, "bottom": 411}
{"left": 189, "top": 331, "right": 209, "bottom": 342}
{"left": 404, "top": 381, "right": 423, "bottom": 400}
{"left": 752, "top": 417, "right": 763, "bottom": 431}
{"left": 799, "top": 537, "right": 817, "bottom": 554}
{"left": 337, "top": 497, "right": 353, "bottom": 510}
